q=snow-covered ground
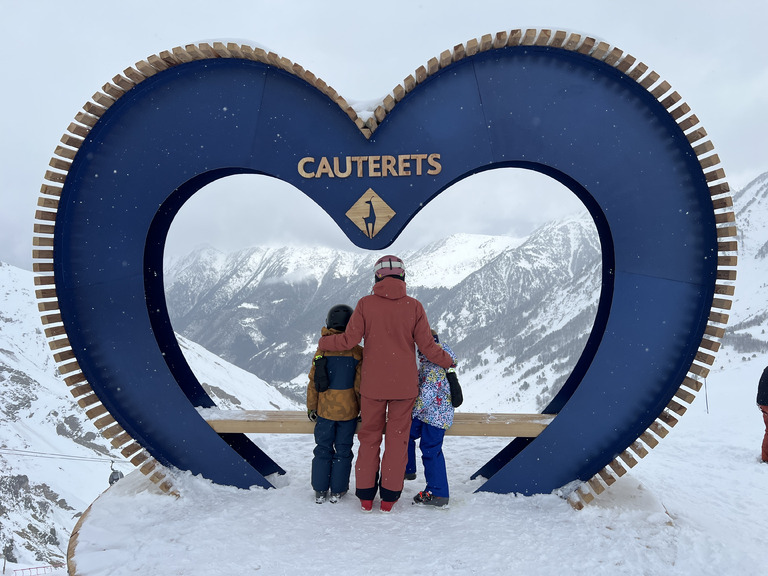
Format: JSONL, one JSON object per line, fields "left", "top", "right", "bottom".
{"left": 65, "top": 354, "right": 767, "bottom": 576}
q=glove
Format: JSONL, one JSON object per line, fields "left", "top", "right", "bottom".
{"left": 313, "top": 355, "right": 330, "bottom": 393}
{"left": 307, "top": 409, "right": 318, "bottom": 422}
{"left": 446, "top": 369, "right": 463, "bottom": 408}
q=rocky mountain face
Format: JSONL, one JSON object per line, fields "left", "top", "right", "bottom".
{"left": 164, "top": 213, "right": 603, "bottom": 410}
{"left": 722, "top": 171, "right": 768, "bottom": 357}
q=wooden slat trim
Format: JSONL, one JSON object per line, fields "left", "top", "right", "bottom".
{"left": 674, "top": 387, "right": 696, "bottom": 404}
{"left": 85, "top": 404, "right": 108, "bottom": 419}
{"left": 44, "top": 325, "right": 67, "bottom": 338}
{"left": 705, "top": 168, "right": 727, "bottom": 183}
{"left": 715, "top": 212, "right": 736, "bottom": 225}
{"left": 74, "top": 110, "right": 100, "bottom": 128}
{"left": 699, "top": 154, "right": 721, "bottom": 170}
{"left": 35, "top": 288, "right": 57, "bottom": 299}
{"left": 709, "top": 182, "right": 731, "bottom": 197}
{"left": 506, "top": 29, "right": 523, "bottom": 47}
{"left": 76, "top": 393, "right": 99, "bottom": 408}
{"left": 688, "top": 362, "right": 710, "bottom": 378}
{"left": 120, "top": 442, "right": 142, "bottom": 458}
{"left": 716, "top": 225, "right": 737, "bottom": 238}
{"left": 33, "top": 249, "right": 55, "bottom": 260}
{"left": 597, "top": 466, "right": 617, "bottom": 486}
{"left": 699, "top": 338, "right": 721, "bottom": 353}
{"left": 618, "top": 449, "right": 638, "bottom": 469}
{"left": 40, "top": 313, "right": 62, "bottom": 326}
{"left": 91, "top": 91, "right": 116, "bottom": 108}
{"left": 34, "top": 275, "right": 56, "bottom": 286}
{"left": 693, "top": 140, "right": 715, "bottom": 156}
{"left": 711, "top": 297, "right": 732, "bottom": 311}
{"left": 657, "top": 410, "right": 679, "bottom": 429}
{"left": 110, "top": 431, "right": 133, "bottom": 448}
{"left": 576, "top": 36, "right": 596, "bottom": 55}
{"left": 648, "top": 420, "right": 670, "bottom": 438}
{"left": 34, "top": 223, "right": 56, "bottom": 235}
{"left": 64, "top": 372, "right": 86, "bottom": 387}
{"left": 549, "top": 30, "right": 567, "bottom": 48}
{"left": 58, "top": 360, "right": 81, "bottom": 374}
{"left": 130, "top": 451, "right": 150, "bottom": 467}
{"left": 33, "top": 236, "right": 55, "bottom": 247}
{"left": 101, "top": 423, "right": 125, "bottom": 439}
{"left": 629, "top": 440, "right": 648, "bottom": 459}
{"left": 708, "top": 311, "right": 729, "bottom": 325}
{"left": 69, "top": 383, "right": 92, "bottom": 398}
{"left": 705, "top": 324, "right": 726, "bottom": 339}
{"left": 535, "top": 29, "right": 552, "bottom": 46}
{"left": 716, "top": 269, "right": 737, "bottom": 281}
{"left": 607, "top": 458, "right": 628, "bottom": 477}
{"left": 712, "top": 197, "right": 733, "bottom": 210}
{"left": 586, "top": 476, "right": 606, "bottom": 495}
{"left": 639, "top": 431, "right": 659, "bottom": 449}
{"left": 43, "top": 170, "right": 66, "bottom": 184}
{"left": 714, "top": 284, "right": 735, "bottom": 296}
{"left": 604, "top": 47, "right": 623, "bottom": 67}
{"left": 93, "top": 414, "right": 116, "bottom": 429}
{"left": 521, "top": 29, "right": 538, "bottom": 46}
{"left": 47, "top": 337, "right": 70, "bottom": 351}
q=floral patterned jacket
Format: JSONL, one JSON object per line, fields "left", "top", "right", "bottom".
{"left": 412, "top": 342, "right": 458, "bottom": 430}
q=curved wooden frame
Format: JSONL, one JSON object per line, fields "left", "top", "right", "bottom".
{"left": 33, "top": 30, "right": 736, "bottom": 507}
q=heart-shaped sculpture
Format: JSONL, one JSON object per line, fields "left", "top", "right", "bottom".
{"left": 33, "top": 30, "right": 736, "bottom": 508}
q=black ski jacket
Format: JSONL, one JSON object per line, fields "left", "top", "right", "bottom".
{"left": 757, "top": 366, "right": 768, "bottom": 406}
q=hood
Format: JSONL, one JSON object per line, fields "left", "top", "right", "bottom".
{"left": 372, "top": 276, "right": 407, "bottom": 300}
{"left": 321, "top": 327, "right": 344, "bottom": 336}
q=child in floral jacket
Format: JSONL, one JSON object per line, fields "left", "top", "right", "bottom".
{"left": 406, "top": 329, "right": 457, "bottom": 508}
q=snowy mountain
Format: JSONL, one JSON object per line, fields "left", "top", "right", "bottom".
{"left": 722, "top": 171, "right": 768, "bottom": 357}
{"left": 164, "top": 213, "right": 601, "bottom": 411}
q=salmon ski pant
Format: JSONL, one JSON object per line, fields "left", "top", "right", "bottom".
{"left": 355, "top": 396, "right": 416, "bottom": 502}
{"left": 761, "top": 406, "right": 768, "bottom": 463}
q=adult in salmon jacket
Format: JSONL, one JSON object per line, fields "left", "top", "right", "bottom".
{"left": 318, "top": 255, "right": 455, "bottom": 513}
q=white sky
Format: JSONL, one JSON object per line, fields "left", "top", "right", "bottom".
{"left": 2, "top": 0, "right": 765, "bottom": 270}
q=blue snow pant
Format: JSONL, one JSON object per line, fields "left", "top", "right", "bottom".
{"left": 311, "top": 416, "right": 357, "bottom": 494}
{"left": 406, "top": 418, "right": 449, "bottom": 498}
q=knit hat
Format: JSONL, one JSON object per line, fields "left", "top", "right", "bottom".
{"left": 373, "top": 255, "right": 406, "bottom": 281}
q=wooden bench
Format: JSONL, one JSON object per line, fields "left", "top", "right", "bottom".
{"left": 202, "top": 409, "right": 555, "bottom": 437}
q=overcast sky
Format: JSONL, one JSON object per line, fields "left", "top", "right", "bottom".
{"left": 2, "top": 0, "right": 765, "bottom": 270}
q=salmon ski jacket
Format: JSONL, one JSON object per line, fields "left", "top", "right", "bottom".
{"left": 318, "top": 277, "right": 453, "bottom": 400}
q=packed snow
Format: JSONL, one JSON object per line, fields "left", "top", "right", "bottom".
{"left": 66, "top": 355, "right": 767, "bottom": 576}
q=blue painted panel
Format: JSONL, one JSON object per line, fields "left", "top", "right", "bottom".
{"left": 52, "top": 45, "right": 720, "bottom": 494}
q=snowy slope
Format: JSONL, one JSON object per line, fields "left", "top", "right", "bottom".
{"left": 0, "top": 262, "right": 298, "bottom": 566}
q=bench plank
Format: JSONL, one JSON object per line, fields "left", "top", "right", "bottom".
{"left": 202, "top": 410, "right": 555, "bottom": 437}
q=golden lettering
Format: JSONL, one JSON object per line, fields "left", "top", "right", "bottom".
{"left": 351, "top": 156, "right": 366, "bottom": 177}
{"left": 411, "top": 153, "right": 428, "bottom": 176}
{"left": 334, "top": 156, "right": 352, "bottom": 178}
{"left": 368, "top": 155, "right": 381, "bottom": 177}
{"left": 315, "top": 157, "right": 334, "bottom": 178}
{"left": 382, "top": 155, "right": 397, "bottom": 177}
{"left": 427, "top": 153, "right": 442, "bottom": 175}
{"left": 297, "top": 157, "right": 315, "bottom": 178}
{"left": 398, "top": 155, "right": 411, "bottom": 176}
{"left": 297, "top": 153, "right": 442, "bottom": 179}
